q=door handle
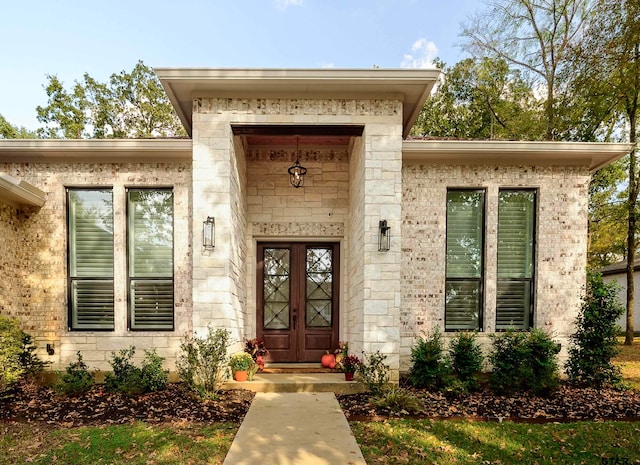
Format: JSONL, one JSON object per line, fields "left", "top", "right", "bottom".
{"left": 293, "top": 314, "right": 297, "bottom": 330}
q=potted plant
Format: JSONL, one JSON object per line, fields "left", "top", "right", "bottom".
{"left": 341, "top": 354, "right": 361, "bottom": 381}
{"left": 229, "top": 352, "right": 254, "bottom": 382}
{"left": 244, "top": 337, "right": 269, "bottom": 371}
{"left": 334, "top": 341, "right": 348, "bottom": 366}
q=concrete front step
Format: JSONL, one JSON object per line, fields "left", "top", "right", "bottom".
{"left": 222, "top": 373, "right": 366, "bottom": 394}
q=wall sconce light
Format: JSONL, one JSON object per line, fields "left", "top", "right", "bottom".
{"left": 203, "top": 216, "right": 215, "bottom": 250}
{"left": 288, "top": 136, "right": 307, "bottom": 188}
{"left": 378, "top": 220, "right": 391, "bottom": 252}
{"left": 46, "top": 343, "right": 55, "bottom": 356}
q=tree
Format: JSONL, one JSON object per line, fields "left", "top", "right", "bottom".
{"left": 573, "top": 0, "right": 640, "bottom": 344}
{"left": 36, "top": 61, "right": 186, "bottom": 139}
{"left": 411, "top": 57, "right": 544, "bottom": 139}
{"left": 462, "top": 0, "right": 590, "bottom": 140}
{"left": 0, "top": 114, "right": 37, "bottom": 139}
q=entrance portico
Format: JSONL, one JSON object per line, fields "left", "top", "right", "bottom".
{"left": 157, "top": 68, "right": 439, "bottom": 380}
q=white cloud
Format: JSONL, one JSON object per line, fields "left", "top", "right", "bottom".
{"left": 276, "top": 0, "right": 303, "bottom": 9}
{"left": 321, "top": 63, "right": 335, "bottom": 68}
{"left": 401, "top": 38, "right": 439, "bottom": 69}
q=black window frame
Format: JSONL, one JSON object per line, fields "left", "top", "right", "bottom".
{"left": 444, "top": 188, "right": 486, "bottom": 332}
{"left": 496, "top": 188, "right": 537, "bottom": 331}
{"left": 126, "top": 187, "right": 175, "bottom": 331}
{"left": 66, "top": 187, "right": 115, "bottom": 331}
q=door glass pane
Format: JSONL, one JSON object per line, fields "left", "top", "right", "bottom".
{"left": 306, "top": 247, "right": 333, "bottom": 327}
{"left": 264, "top": 248, "right": 290, "bottom": 329}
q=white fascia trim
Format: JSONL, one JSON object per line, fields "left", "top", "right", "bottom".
{"left": 0, "top": 172, "right": 46, "bottom": 208}
{"left": 402, "top": 140, "right": 634, "bottom": 172}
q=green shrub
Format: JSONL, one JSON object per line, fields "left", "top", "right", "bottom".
{"left": 177, "top": 327, "right": 230, "bottom": 399}
{"left": 0, "top": 317, "right": 24, "bottom": 393}
{"left": 19, "top": 332, "right": 51, "bottom": 379}
{"left": 104, "top": 346, "right": 168, "bottom": 396}
{"left": 409, "top": 327, "right": 450, "bottom": 390}
{"left": 489, "top": 329, "right": 560, "bottom": 395}
{"left": 372, "top": 386, "right": 422, "bottom": 414}
{"left": 56, "top": 351, "right": 94, "bottom": 396}
{"left": 357, "top": 350, "right": 389, "bottom": 395}
{"left": 566, "top": 272, "right": 624, "bottom": 388}
{"left": 141, "top": 349, "right": 169, "bottom": 392}
{"left": 449, "top": 331, "right": 484, "bottom": 390}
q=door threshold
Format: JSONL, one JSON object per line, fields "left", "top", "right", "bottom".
{"left": 262, "top": 362, "right": 339, "bottom": 374}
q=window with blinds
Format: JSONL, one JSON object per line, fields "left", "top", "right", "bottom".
{"left": 445, "top": 189, "right": 485, "bottom": 331}
{"left": 127, "top": 189, "right": 174, "bottom": 330}
{"left": 497, "top": 190, "right": 536, "bottom": 330}
{"left": 67, "top": 189, "right": 114, "bottom": 330}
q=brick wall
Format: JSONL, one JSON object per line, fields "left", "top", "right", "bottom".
{"left": 400, "top": 163, "right": 590, "bottom": 371}
{"left": 0, "top": 162, "right": 192, "bottom": 371}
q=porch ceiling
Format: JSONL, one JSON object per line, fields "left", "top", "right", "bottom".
{"left": 155, "top": 68, "right": 440, "bottom": 138}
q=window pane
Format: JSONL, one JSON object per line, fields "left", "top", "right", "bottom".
{"left": 446, "top": 189, "right": 484, "bottom": 331}
{"left": 497, "top": 190, "right": 536, "bottom": 330}
{"left": 445, "top": 280, "right": 481, "bottom": 331}
{"left": 306, "top": 247, "right": 333, "bottom": 328}
{"left": 69, "top": 190, "right": 114, "bottom": 277}
{"left": 496, "top": 280, "right": 532, "bottom": 330}
{"left": 128, "top": 189, "right": 174, "bottom": 330}
{"left": 498, "top": 191, "right": 535, "bottom": 278}
{"left": 128, "top": 190, "right": 173, "bottom": 278}
{"left": 263, "top": 248, "right": 290, "bottom": 330}
{"left": 446, "top": 190, "right": 484, "bottom": 278}
{"left": 67, "top": 189, "right": 114, "bottom": 330}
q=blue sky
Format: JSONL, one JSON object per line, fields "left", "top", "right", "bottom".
{"left": 1, "top": 0, "right": 481, "bottom": 131}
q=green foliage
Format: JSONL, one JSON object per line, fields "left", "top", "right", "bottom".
{"left": 566, "top": 272, "right": 624, "bottom": 387}
{"left": 357, "top": 350, "right": 390, "bottom": 395}
{"left": 56, "top": 351, "right": 95, "bottom": 396}
{"left": 177, "top": 327, "right": 230, "bottom": 399}
{"left": 104, "top": 346, "right": 168, "bottom": 396}
{"left": 409, "top": 328, "right": 450, "bottom": 390}
{"left": 411, "top": 57, "right": 544, "bottom": 140}
{"left": 18, "top": 332, "right": 51, "bottom": 379}
{"left": 0, "top": 113, "right": 37, "bottom": 139}
{"left": 448, "top": 331, "right": 484, "bottom": 390}
{"left": 229, "top": 352, "right": 254, "bottom": 372}
{"left": 140, "top": 349, "right": 169, "bottom": 392}
{"left": 489, "top": 329, "right": 560, "bottom": 395}
{"left": 0, "top": 317, "right": 25, "bottom": 393}
{"left": 371, "top": 387, "right": 422, "bottom": 414}
{"left": 36, "top": 61, "right": 187, "bottom": 139}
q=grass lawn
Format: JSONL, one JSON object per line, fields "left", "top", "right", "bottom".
{"left": 352, "top": 419, "right": 640, "bottom": 465}
{"left": 0, "top": 421, "right": 237, "bottom": 465}
{"left": 616, "top": 337, "right": 640, "bottom": 390}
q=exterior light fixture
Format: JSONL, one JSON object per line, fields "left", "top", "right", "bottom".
{"left": 288, "top": 136, "right": 307, "bottom": 188}
{"left": 203, "top": 216, "right": 215, "bottom": 250}
{"left": 378, "top": 220, "right": 391, "bottom": 252}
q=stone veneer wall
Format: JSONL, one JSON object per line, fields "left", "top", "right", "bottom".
{"left": 193, "top": 98, "right": 403, "bottom": 373}
{"left": 0, "top": 162, "right": 192, "bottom": 371}
{"left": 400, "top": 163, "right": 590, "bottom": 372}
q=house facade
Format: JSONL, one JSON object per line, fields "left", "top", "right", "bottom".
{"left": 0, "top": 68, "right": 631, "bottom": 380}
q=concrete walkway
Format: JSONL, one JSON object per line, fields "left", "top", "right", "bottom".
{"left": 222, "top": 392, "right": 367, "bottom": 465}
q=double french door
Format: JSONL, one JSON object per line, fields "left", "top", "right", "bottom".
{"left": 257, "top": 242, "right": 339, "bottom": 362}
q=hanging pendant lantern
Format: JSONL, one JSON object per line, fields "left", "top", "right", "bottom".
{"left": 288, "top": 136, "right": 307, "bottom": 188}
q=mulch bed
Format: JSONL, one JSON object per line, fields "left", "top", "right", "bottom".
{"left": 3, "top": 381, "right": 640, "bottom": 427}
{"left": 338, "top": 385, "right": 640, "bottom": 422}
{"left": 0, "top": 382, "right": 254, "bottom": 427}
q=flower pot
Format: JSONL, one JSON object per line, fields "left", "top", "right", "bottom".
{"left": 256, "top": 355, "right": 265, "bottom": 371}
{"left": 234, "top": 370, "right": 248, "bottom": 382}
{"left": 344, "top": 371, "right": 355, "bottom": 381}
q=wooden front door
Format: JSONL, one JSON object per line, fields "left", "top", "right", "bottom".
{"left": 257, "top": 242, "right": 339, "bottom": 362}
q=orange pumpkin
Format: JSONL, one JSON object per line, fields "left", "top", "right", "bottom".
{"left": 321, "top": 352, "right": 335, "bottom": 368}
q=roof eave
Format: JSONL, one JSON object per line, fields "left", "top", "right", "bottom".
{"left": 402, "top": 140, "right": 633, "bottom": 172}
{"left": 155, "top": 68, "right": 440, "bottom": 138}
